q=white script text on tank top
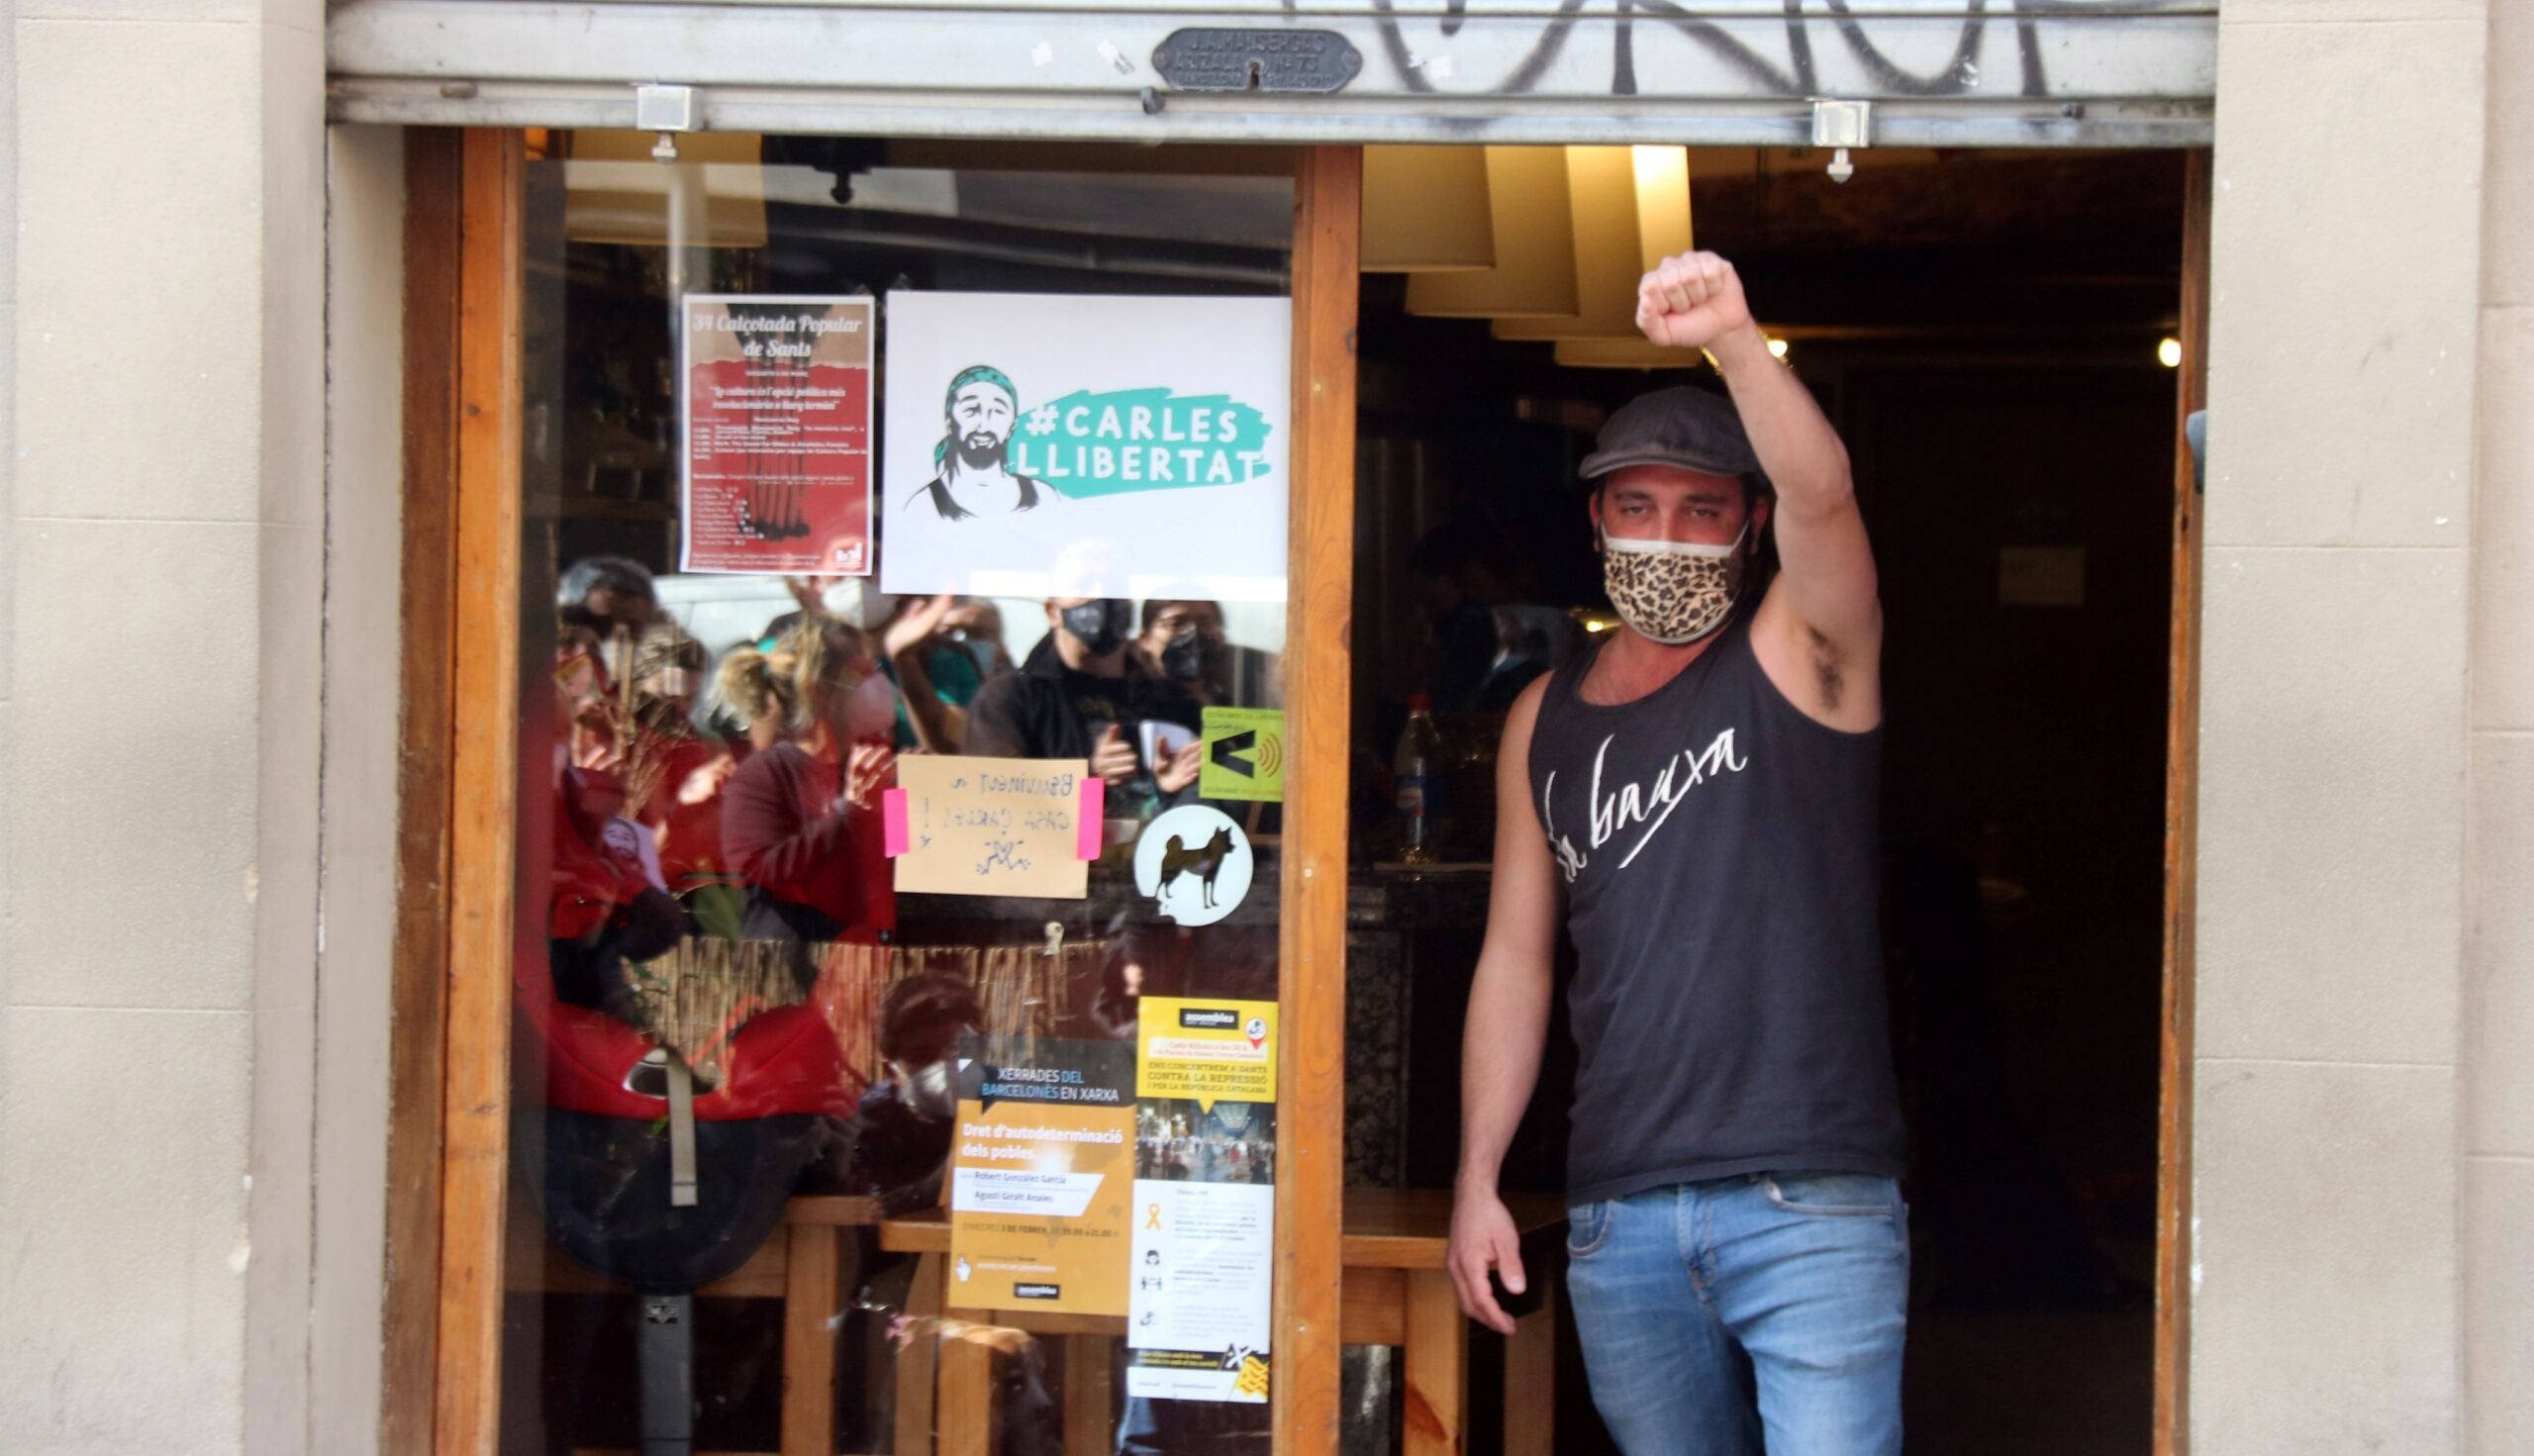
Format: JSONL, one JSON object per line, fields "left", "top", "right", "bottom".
{"left": 1541, "top": 728, "right": 1749, "bottom": 883}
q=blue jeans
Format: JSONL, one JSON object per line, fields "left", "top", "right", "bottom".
{"left": 1565, "top": 1173, "right": 1909, "bottom": 1456}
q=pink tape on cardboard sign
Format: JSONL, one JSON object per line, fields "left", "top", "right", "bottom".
{"left": 1076, "top": 778, "right": 1104, "bottom": 859}
{"left": 881, "top": 788, "right": 910, "bottom": 857}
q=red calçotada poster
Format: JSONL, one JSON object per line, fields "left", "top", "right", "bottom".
{"left": 680, "top": 294, "right": 875, "bottom": 574}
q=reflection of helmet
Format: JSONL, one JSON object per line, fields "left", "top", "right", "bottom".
{"left": 879, "top": 972, "right": 984, "bottom": 1062}
{"left": 521, "top": 947, "right": 855, "bottom": 1291}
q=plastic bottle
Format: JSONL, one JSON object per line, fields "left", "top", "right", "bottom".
{"left": 1395, "top": 694, "right": 1444, "bottom": 864}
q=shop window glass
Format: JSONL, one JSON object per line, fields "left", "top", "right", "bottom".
{"left": 503, "top": 135, "right": 1295, "bottom": 1456}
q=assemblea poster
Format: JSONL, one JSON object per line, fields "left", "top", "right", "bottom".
{"left": 1127, "top": 998, "right": 1279, "bottom": 1404}
{"left": 679, "top": 295, "right": 875, "bottom": 574}
{"left": 878, "top": 291, "right": 1292, "bottom": 603}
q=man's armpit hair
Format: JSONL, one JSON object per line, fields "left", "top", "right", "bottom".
{"left": 1807, "top": 626, "right": 1844, "bottom": 712}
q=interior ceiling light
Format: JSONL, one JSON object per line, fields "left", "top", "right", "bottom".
{"left": 1404, "top": 146, "right": 1581, "bottom": 319}
{"left": 565, "top": 130, "right": 769, "bottom": 248}
{"left": 1494, "top": 146, "right": 1693, "bottom": 343}
{"left": 2158, "top": 337, "right": 2184, "bottom": 368}
{"left": 1552, "top": 334, "right": 1797, "bottom": 370}
{"left": 1360, "top": 146, "right": 1496, "bottom": 273}
{"left": 1551, "top": 338, "right": 1713, "bottom": 370}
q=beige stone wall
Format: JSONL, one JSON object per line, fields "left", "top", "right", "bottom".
{"left": 0, "top": 4, "right": 330, "bottom": 1454}
{"left": 2467, "top": 4, "right": 2534, "bottom": 1453}
{"left": 2195, "top": 0, "right": 2486, "bottom": 1451}
{"left": 0, "top": 0, "right": 18, "bottom": 1057}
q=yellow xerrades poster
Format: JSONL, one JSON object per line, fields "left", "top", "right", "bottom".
{"left": 948, "top": 1038, "right": 1135, "bottom": 1316}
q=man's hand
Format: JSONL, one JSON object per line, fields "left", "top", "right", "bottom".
{"left": 1090, "top": 724, "right": 1140, "bottom": 787}
{"left": 883, "top": 592, "right": 957, "bottom": 660}
{"left": 1446, "top": 1184, "right": 1528, "bottom": 1336}
{"left": 1154, "top": 740, "right": 1204, "bottom": 795}
{"left": 675, "top": 752, "right": 740, "bottom": 807}
{"left": 1635, "top": 250, "right": 1757, "bottom": 354}
{"left": 843, "top": 741, "right": 898, "bottom": 811}
{"left": 781, "top": 575, "right": 839, "bottom": 622}
{"left": 569, "top": 698, "right": 631, "bottom": 774}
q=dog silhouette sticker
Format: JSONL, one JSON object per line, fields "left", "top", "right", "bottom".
{"left": 1133, "top": 806, "right": 1253, "bottom": 927}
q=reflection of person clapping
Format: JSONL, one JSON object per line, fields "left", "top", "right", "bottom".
{"left": 965, "top": 596, "right": 1203, "bottom": 820}
{"left": 909, "top": 364, "right": 1053, "bottom": 521}
{"left": 717, "top": 620, "right": 901, "bottom": 951}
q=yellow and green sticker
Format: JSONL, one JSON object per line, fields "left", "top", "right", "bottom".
{"left": 1198, "top": 706, "right": 1286, "bottom": 803}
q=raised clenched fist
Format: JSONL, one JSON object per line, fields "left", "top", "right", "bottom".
{"left": 1634, "top": 250, "right": 1756, "bottom": 353}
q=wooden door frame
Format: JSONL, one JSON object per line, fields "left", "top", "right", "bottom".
{"left": 380, "top": 125, "right": 465, "bottom": 1456}
{"left": 382, "top": 126, "right": 528, "bottom": 1456}
{"left": 382, "top": 132, "right": 1366, "bottom": 1454}
{"left": 1273, "top": 145, "right": 1361, "bottom": 1456}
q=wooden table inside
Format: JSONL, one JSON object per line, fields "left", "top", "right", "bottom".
{"left": 870, "top": 1187, "right": 1566, "bottom": 1456}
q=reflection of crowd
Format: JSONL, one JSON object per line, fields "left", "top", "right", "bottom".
{"left": 538, "top": 551, "right": 1266, "bottom": 1101}
{"left": 1132, "top": 1103, "right": 1274, "bottom": 1186}
{"left": 537, "top": 551, "right": 1277, "bottom": 1456}
{"left": 964, "top": 594, "right": 1228, "bottom": 820}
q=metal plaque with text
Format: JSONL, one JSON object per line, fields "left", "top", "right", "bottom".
{"left": 1152, "top": 29, "right": 1362, "bottom": 94}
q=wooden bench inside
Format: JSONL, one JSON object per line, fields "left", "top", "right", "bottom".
{"left": 514, "top": 1188, "right": 1565, "bottom": 1456}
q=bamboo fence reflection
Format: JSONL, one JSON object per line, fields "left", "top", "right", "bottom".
{"left": 628, "top": 933, "right": 1107, "bottom": 1087}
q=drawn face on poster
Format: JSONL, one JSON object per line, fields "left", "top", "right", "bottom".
{"left": 881, "top": 293, "right": 1292, "bottom": 602}
{"left": 912, "top": 364, "right": 1052, "bottom": 522}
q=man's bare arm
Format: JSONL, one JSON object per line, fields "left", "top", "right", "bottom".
{"left": 1637, "top": 253, "right": 1882, "bottom": 725}
{"left": 1447, "top": 676, "right": 1562, "bottom": 1334}
{"left": 1710, "top": 326, "right": 1880, "bottom": 647}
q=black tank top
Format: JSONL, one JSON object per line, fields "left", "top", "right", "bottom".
{"left": 1527, "top": 616, "right": 1904, "bottom": 1203}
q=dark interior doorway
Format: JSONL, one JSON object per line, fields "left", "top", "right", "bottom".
{"left": 1343, "top": 146, "right": 2188, "bottom": 1456}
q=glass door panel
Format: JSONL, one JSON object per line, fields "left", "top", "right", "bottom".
{"left": 499, "top": 135, "right": 1300, "bottom": 1456}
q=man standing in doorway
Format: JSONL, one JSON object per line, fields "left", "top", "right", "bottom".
{"left": 1446, "top": 251, "right": 1907, "bottom": 1455}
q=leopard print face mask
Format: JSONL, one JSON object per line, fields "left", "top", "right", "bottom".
{"left": 1600, "top": 524, "right": 1749, "bottom": 645}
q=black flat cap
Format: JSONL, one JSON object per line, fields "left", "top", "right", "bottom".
{"left": 1578, "top": 386, "right": 1763, "bottom": 483}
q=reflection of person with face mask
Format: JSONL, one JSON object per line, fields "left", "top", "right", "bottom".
{"left": 847, "top": 973, "right": 983, "bottom": 1211}
{"left": 557, "top": 555, "right": 664, "bottom": 699}
{"left": 1128, "top": 599, "right": 1220, "bottom": 806}
{"left": 624, "top": 622, "right": 746, "bottom": 894}
{"left": 546, "top": 630, "right": 689, "bottom": 1015}
{"left": 907, "top": 364, "right": 1055, "bottom": 522}
{"left": 1134, "top": 599, "right": 1229, "bottom": 706}
{"left": 964, "top": 595, "right": 1201, "bottom": 813}
{"left": 716, "top": 618, "right": 901, "bottom": 954}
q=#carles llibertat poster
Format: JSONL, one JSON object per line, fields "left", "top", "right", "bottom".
{"left": 679, "top": 295, "right": 875, "bottom": 575}
{"left": 878, "top": 291, "right": 1292, "bottom": 603}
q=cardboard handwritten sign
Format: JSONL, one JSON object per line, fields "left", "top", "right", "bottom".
{"left": 885, "top": 755, "right": 1099, "bottom": 900}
